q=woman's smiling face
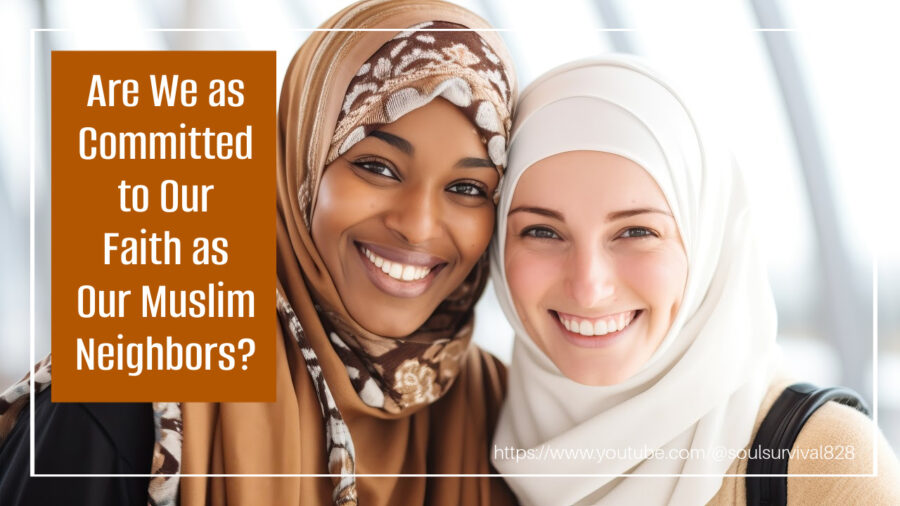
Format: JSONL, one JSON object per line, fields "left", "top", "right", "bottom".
{"left": 311, "top": 98, "right": 498, "bottom": 338}
{"left": 504, "top": 150, "right": 688, "bottom": 386}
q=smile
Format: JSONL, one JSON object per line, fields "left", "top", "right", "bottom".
{"left": 355, "top": 241, "right": 447, "bottom": 298}
{"left": 555, "top": 310, "right": 640, "bottom": 337}
{"left": 362, "top": 247, "right": 433, "bottom": 281}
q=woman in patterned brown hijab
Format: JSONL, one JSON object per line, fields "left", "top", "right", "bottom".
{"left": 179, "top": 1, "right": 518, "bottom": 505}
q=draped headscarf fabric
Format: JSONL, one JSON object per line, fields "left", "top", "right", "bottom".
{"left": 180, "top": 1, "right": 518, "bottom": 506}
{"left": 0, "top": 2, "right": 516, "bottom": 506}
{"left": 271, "top": 18, "right": 513, "bottom": 503}
{"left": 490, "top": 55, "right": 780, "bottom": 506}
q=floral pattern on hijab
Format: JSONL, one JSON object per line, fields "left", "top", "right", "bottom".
{"left": 0, "top": 4, "right": 517, "bottom": 506}
{"left": 298, "top": 20, "right": 513, "bottom": 224}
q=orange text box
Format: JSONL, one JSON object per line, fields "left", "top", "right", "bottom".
{"left": 51, "top": 51, "right": 276, "bottom": 402}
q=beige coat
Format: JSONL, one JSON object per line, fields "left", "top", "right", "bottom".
{"left": 708, "top": 378, "right": 900, "bottom": 505}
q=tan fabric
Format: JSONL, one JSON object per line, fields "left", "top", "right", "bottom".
{"left": 708, "top": 378, "right": 900, "bottom": 505}
{"left": 179, "top": 1, "right": 518, "bottom": 505}
{"left": 181, "top": 327, "right": 512, "bottom": 506}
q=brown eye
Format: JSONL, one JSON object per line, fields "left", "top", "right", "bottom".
{"left": 447, "top": 180, "right": 488, "bottom": 198}
{"left": 352, "top": 158, "right": 399, "bottom": 180}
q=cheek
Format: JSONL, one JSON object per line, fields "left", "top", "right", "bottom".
{"left": 311, "top": 168, "right": 385, "bottom": 285}
{"left": 312, "top": 168, "right": 381, "bottom": 243}
{"left": 505, "top": 246, "right": 561, "bottom": 321}
{"left": 618, "top": 246, "right": 688, "bottom": 317}
{"left": 447, "top": 205, "right": 495, "bottom": 262}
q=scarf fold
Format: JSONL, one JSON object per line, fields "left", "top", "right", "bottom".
{"left": 490, "top": 55, "right": 780, "bottom": 506}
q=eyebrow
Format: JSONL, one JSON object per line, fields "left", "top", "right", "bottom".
{"left": 369, "top": 131, "right": 494, "bottom": 170}
{"left": 607, "top": 208, "right": 672, "bottom": 220}
{"left": 508, "top": 206, "right": 564, "bottom": 221}
{"left": 454, "top": 157, "right": 495, "bottom": 169}
{"left": 370, "top": 130, "right": 413, "bottom": 155}
{"left": 508, "top": 206, "right": 672, "bottom": 222}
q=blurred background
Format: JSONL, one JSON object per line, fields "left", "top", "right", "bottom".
{"left": 0, "top": 0, "right": 897, "bottom": 449}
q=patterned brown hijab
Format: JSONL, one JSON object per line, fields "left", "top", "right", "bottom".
{"left": 180, "top": 1, "right": 518, "bottom": 505}
{"left": 299, "top": 19, "right": 512, "bottom": 417}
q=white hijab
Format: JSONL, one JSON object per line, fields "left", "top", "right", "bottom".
{"left": 490, "top": 55, "right": 781, "bottom": 505}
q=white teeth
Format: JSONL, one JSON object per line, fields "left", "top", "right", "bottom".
{"left": 558, "top": 311, "right": 636, "bottom": 337}
{"left": 363, "top": 247, "right": 432, "bottom": 282}
{"left": 579, "top": 321, "right": 592, "bottom": 336}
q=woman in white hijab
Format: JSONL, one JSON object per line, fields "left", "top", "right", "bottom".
{"left": 490, "top": 55, "right": 900, "bottom": 505}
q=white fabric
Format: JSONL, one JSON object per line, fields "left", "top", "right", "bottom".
{"left": 490, "top": 55, "right": 781, "bottom": 505}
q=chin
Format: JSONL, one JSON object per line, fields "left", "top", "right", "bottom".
{"left": 378, "top": 323, "right": 422, "bottom": 339}
{"left": 563, "top": 367, "right": 629, "bottom": 386}
{"left": 571, "top": 369, "right": 629, "bottom": 387}
{"left": 553, "top": 353, "right": 638, "bottom": 386}
{"left": 560, "top": 364, "right": 607, "bottom": 386}
{"left": 355, "top": 311, "right": 427, "bottom": 339}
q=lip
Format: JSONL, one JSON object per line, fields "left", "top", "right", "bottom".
{"left": 356, "top": 241, "right": 447, "bottom": 268}
{"left": 551, "top": 309, "right": 642, "bottom": 349}
{"left": 355, "top": 241, "right": 447, "bottom": 298}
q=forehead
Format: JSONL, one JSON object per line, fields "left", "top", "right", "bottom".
{"left": 511, "top": 150, "right": 670, "bottom": 214}
{"left": 376, "top": 99, "right": 484, "bottom": 151}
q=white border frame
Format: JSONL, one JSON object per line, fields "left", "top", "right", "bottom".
{"left": 28, "top": 27, "right": 879, "bottom": 479}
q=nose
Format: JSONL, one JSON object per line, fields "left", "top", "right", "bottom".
{"left": 383, "top": 186, "right": 443, "bottom": 245}
{"left": 566, "top": 243, "right": 615, "bottom": 308}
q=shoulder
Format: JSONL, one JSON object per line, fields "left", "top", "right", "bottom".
{"left": 790, "top": 401, "right": 881, "bottom": 473}
{"left": 0, "top": 386, "right": 154, "bottom": 506}
{"left": 31, "top": 386, "right": 155, "bottom": 473}
{"left": 786, "top": 400, "right": 900, "bottom": 504}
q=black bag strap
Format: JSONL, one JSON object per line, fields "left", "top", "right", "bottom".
{"left": 745, "top": 382, "right": 870, "bottom": 505}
